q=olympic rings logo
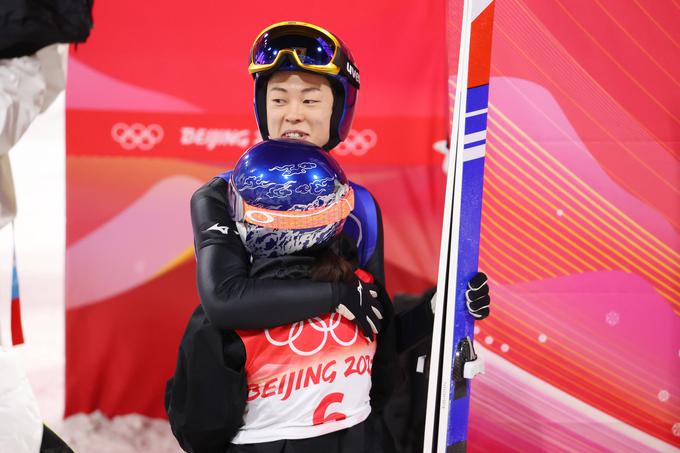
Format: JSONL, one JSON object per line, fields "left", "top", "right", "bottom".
{"left": 265, "top": 313, "right": 358, "bottom": 356}
{"left": 334, "top": 129, "right": 377, "bottom": 156}
{"left": 111, "top": 123, "right": 164, "bottom": 150}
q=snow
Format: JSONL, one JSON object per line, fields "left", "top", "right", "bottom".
{"left": 55, "top": 412, "right": 179, "bottom": 453}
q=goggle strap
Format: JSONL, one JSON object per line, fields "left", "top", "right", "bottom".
{"left": 334, "top": 52, "right": 360, "bottom": 89}
{"left": 227, "top": 178, "right": 245, "bottom": 222}
{"left": 241, "top": 188, "right": 355, "bottom": 229}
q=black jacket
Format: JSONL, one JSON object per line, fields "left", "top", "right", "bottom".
{"left": 190, "top": 177, "right": 386, "bottom": 331}
{"left": 165, "top": 255, "right": 397, "bottom": 453}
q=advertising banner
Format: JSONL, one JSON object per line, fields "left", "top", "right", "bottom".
{"left": 65, "top": 0, "right": 679, "bottom": 449}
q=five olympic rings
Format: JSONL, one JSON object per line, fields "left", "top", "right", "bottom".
{"left": 334, "top": 129, "right": 377, "bottom": 156}
{"left": 111, "top": 123, "right": 164, "bottom": 150}
{"left": 264, "top": 313, "right": 359, "bottom": 356}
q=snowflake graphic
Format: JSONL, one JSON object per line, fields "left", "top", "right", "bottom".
{"left": 605, "top": 311, "right": 620, "bottom": 326}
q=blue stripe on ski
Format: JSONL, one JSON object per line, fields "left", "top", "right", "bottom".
{"left": 446, "top": 156, "right": 486, "bottom": 445}
{"left": 463, "top": 139, "right": 487, "bottom": 149}
{"left": 11, "top": 265, "right": 19, "bottom": 299}
{"left": 465, "top": 85, "right": 489, "bottom": 112}
{"left": 464, "top": 112, "right": 488, "bottom": 135}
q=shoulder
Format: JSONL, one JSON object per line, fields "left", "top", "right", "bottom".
{"left": 191, "top": 173, "right": 231, "bottom": 206}
{"left": 344, "top": 181, "right": 383, "bottom": 269}
{"left": 190, "top": 173, "right": 240, "bottom": 244}
{"left": 349, "top": 181, "right": 383, "bottom": 227}
{"left": 349, "top": 181, "right": 380, "bottom": 208}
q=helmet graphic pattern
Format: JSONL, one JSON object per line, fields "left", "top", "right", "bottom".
{"left": 231, "top": 139, "right": 351, "bottom": 258}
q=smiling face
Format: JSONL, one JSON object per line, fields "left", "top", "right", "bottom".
{"left": 266, "top": 71, "right": 334, "bottom": 147}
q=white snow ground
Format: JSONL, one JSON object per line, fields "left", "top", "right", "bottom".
{"left": 3, "top": 94, "right": 180, "bottom": 452}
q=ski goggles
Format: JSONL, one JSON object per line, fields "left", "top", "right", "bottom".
{"left": 248, "top": 21, "right": 360, "bottom": 88}
{"left": 228, "top": 182, "right": 355, "bottom": 230}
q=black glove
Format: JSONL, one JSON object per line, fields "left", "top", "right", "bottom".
{"left": 466, "top": 272, "right": 490, "bottom": 320}
{"left": 334, "top": 276, "right": 384, "bottom": 342}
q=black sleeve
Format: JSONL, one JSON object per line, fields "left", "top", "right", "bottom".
{"left": 369, "top": 282, "right": 398, "bottom": 412}
{"left": 394, "top": 293, "right": 435, "bottom": 354}
{"left": 342, "top": 189, "right": 394, "bottom": 408}
{"left": 192, "top": 177, "right": 340, "bottom": 330}
{"left": 363, "top": 195, "right": 386, "bottom": 286}
{"left": 165, "top": 305, "right": 247, "bottom": 453}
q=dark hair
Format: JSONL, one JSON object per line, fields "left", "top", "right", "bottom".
{"left": 310, "top": 247, "right": 355, "bottom": 283}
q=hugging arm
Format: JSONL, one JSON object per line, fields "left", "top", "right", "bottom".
{"left": 193, "top": 177, "right": 339, "bottom": 330}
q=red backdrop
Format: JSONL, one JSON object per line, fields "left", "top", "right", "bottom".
{"left": 66, "top": 0, "right": 679, "bottom": 450}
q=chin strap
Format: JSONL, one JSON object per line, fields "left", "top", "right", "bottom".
{"left": 11, "top": 224, "right": 24, "bottom": 346}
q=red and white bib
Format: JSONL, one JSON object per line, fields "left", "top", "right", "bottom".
{"left": 231, "top": 312, "right": 376, "bottom": 444}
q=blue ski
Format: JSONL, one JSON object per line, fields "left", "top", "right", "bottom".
{"left": 424, "top": 1, "right": 496, "bottom": 451}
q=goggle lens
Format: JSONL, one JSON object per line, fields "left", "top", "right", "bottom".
{"left": 252, "top": 26, "right": 336, "bottom": 66}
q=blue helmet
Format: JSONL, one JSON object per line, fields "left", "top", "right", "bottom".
{"left": 229, "top": 139, "right": 354, "bottom": 258}
{"left": 248, "top": 21, "right": 360, "bottom": 151}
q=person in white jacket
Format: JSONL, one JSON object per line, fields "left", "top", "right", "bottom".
{"left": 0, "top": 44, "right": 66, "bottom": 453}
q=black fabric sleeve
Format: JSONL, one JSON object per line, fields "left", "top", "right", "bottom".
{"left": 363, "top": 194, "right": 386, "bottom": 286}
{"left": 165, "top": 305, "right": 247, "bottom": 453}
{"left": 342, "top": 189, "right": 394, "bottom": 409}
{"left": 394, "top": 292, "right": 435, "bottom": 354}
{"left": 369, "top": 282, "right": 398, "bottom": 412}
{"left": 192, "top": 177, "right": 339, "bottom": 330}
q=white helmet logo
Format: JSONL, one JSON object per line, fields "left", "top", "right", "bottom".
{"left": 346, "top": 62, "right": 360, "bottom": 84}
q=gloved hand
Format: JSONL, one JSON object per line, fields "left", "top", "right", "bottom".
{"left": 428, "top": 272, "right": 491, "bottom": 320}
{"left": 334, "top": 271, "right": 384, "bottom": 342}
{"left": 466, "top": 272, "right": 490, "bottom": 320}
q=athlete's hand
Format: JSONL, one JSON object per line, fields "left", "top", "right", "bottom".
{"left": 334, "top": 272, "right": 384, "bottom": 342}
{"left": 466, "top": 272, "right": 490, "bottom": 320}
{"left": 428, "top": 272, "right": 491, "bottom": 320}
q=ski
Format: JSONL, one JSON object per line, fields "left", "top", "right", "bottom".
{"left": 424, "top": 1, "right": 496, "bottom": 451}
